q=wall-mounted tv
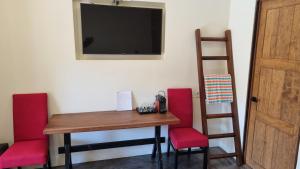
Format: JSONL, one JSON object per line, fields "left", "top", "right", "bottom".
{"left": 80, "top": 3, "right": 163, "bottom": 55}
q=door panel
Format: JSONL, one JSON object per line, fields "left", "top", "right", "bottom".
{"left": 291, "top": 5, "right": 300, "bottom": 61}
{"left": 275, "top": 6, "right": 294, "bottom": 59}
{"left": 246, "top": 0, "right": 300, "bottom": 169}
{"left": 256, "top": 68, "right": 272, "bottom": 113}
{"left": 262, "top": 8, "right": 279, "bottom": 59}
{"left": 251, "top": 119, "right": 267, "bottom": 166}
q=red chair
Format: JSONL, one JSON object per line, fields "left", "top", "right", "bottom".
{"left": 167, "top": 88, "right": 209, "bottom": 169}
{"left": 0, "top": 93, "right": 51, "bottom": 169}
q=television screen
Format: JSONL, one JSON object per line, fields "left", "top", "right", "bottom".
{"left": 80, "top": 4, "right": 163, "bottom": 55}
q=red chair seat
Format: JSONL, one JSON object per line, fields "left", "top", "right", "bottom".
{"left": 0, "top": 139, "right": 48, "bottom": 168}
{"left": 170, "top": 128, "right": 208, "bottom": 149}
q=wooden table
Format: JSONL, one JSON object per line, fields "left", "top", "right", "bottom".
{"left": 44, "top": 110, "right": 180, "bottom": 169}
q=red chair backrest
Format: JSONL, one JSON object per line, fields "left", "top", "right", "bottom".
{"left": 167, "top": 88, "right": 193, "bottom": 130}
{"left": 13, "top": 93, "right": 48, "bottom": 142}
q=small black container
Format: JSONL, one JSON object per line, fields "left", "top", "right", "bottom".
{"left": 155, "top": 91, "right": 167, "bottom": 113}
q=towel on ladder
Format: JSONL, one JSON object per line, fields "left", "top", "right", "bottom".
{"left": 204, "top": 74, "right": 233, "bottom": 104}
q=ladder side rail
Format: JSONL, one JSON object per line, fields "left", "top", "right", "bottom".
{"left": 225, "top": 30, "right": 243, "bottom": 165}
{"left": 195, "top": 29, "right": 209, "bottom": 136}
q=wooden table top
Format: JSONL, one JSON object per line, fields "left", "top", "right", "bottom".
{"left": 44, "top": 110, "right": 180, "bottom": 135}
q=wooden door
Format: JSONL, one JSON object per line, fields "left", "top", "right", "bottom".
{"left": 245, "top": 0, "right": 300, "bottom": 169}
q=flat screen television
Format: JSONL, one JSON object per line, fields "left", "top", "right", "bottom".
{"left": 80, "top": 3, "right": 163, "bottom": 55}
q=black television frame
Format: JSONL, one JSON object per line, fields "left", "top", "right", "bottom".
{"left": 73, "top": 0, "right": 165, "bottom": 60}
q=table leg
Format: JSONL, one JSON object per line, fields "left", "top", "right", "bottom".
{"left": 64, "top": 133, "right": 73, "bottom": 169}
{"left": 151, "top": 143, "right": 157, "bottom": 159}
{"left": 155, "top": 126, "right": 163, "bottom": 169}
{"left": 151, "top": 130, "right": 157, "bottom": 159}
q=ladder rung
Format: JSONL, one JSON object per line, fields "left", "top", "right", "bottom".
{"left": 201, "top": 37, "right": 227, "bottom": 42}
{"left": 208, "top": 133, "right": 236, "bottom": 139}
{"left": 209, "top": 152, "right": 237, "bottom": 159}
{"left": 202, "top": 56, "right": 229, "bottom": 60}
{"left": 206, "top": 113, "right": 233, "bottom": 119}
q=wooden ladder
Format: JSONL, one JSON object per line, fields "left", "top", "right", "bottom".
{"left": 194, "top": 29, "right": 243, "bottom": 165}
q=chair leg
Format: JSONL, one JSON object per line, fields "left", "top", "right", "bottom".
{"left": 167, "top": 137, "right": 171, "bottom": 157}
{"left": 203, "top": 147, "right": 208, "bottom": 169}
{"left": 174, "top": 150, "right": 178, "bottom": 169}
{"left": 43, "top": 164, "right": 48, "bottom": 169}
{"left": 48, "top": 151, "right": 52, "bottom": 169}
{"left": 187, "top": 148, "right": 192, "bottom": 158}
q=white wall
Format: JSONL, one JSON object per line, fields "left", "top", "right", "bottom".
{"left": 0, "top": 0, "right": 231, "bottom": 167}
{"left": 224, "top": 0, "right": 256, "bottom": 153}
{"left": 228, "top": 0, "right": 300, "bottom": 169}
{"left": 0, "top": 0, "right": 15, "bottom": 146}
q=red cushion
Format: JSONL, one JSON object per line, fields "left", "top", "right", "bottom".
{"left": 167, "top": 88, "right": 193, "bottom": 129}
{"left": 0, "top": 139, "right": 48, "bottom": 168}
{"left": 169, "top": 128, "right": 208, "bottom": 149}
{"left": 13, "top": 93, "right": 48, "bottom": 142}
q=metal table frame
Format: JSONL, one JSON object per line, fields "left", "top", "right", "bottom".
{"left": 62, "top": 126, "right": 164, "bottom": 169}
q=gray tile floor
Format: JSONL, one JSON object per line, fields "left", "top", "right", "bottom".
{"left": 54, "top": 147, "right": 250, "bottom": 169}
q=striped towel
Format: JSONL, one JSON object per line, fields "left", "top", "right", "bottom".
{"left": 204, "top": 74, "right": 233, "bottom": 104}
